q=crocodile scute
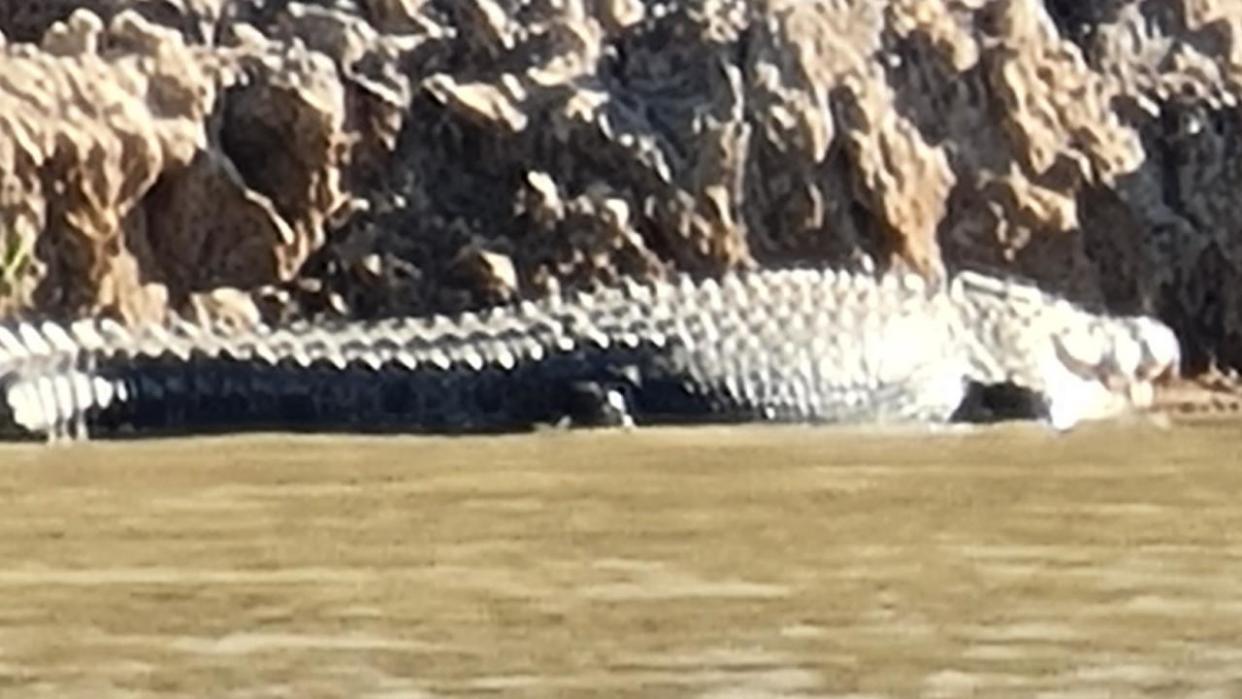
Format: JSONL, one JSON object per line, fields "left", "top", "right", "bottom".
{"left": 0, "top": 268, "right": 1180, "bottom": 441}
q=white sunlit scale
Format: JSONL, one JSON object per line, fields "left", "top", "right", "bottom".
{"left": 0, "top": 326, "right": 27, "bottom": 359}
{"left": 35, "top": 375, "right": 59, "bottom": 434}
{"left": 91, "top": 377, "right": 116, "bottom": 410}
{"left": 18, "top": 323, "right": 51, "bottom": 357}
{"left": 40, "top": 321, "right": 78, "bottom": 354}
{"left": 9, "top": 381, "right": 47, "bottom": 432}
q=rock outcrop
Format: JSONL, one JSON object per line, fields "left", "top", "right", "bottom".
{"left": 2, "top": 0, "right": 1241, "bottom": 375}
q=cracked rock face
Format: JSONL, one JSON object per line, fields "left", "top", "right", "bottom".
{"left": 2, "top": 0, "right": 1242, "bottom": 375}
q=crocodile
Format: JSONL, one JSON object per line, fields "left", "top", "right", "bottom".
{"left": 0, "top": 268, "right": 1180, "bottom": 441}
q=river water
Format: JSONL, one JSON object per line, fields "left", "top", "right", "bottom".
{"left": 0, "top": 417, "right": 1239, "bottom": 697}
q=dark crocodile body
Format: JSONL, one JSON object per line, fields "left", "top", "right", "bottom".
{"left": 0, "top": 268, "right": 1181, "bottom": 440}
{"left": 77, "top": 348, "right": 748, "bottom": 436}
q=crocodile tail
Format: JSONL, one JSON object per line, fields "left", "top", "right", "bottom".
{"left": 0, "top": 320, "right": 123, "bottom": 441}
{"left": 0, "top": 316, "right": 616, "bottom": 440}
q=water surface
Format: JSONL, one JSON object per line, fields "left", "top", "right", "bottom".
{"left": 0, "top": 418, "right": 1239, "bottom": 696}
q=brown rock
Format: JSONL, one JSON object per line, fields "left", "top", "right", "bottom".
{"left": 0, "top": 4, "right": 352, "bottom": 324}
{"left": 0, "top": 9, "right": 215, "bottom": 323}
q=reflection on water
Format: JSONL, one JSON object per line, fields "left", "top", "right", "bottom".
{"left": 0, "top": 417, "right": 1240, "bottom": 696}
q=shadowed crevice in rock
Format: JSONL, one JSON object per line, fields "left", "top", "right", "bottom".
{"left": 1043, "top": 0, "right": 1126, "bottom": 50}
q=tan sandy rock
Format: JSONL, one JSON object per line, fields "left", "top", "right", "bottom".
{"left": 0, "top": 8, "right": 215, "bottom": 322}
{"left": 0, "top": 4, "right": 353, "bottom": 325}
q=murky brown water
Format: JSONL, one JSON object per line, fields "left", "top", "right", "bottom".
{"left": 0, "top": 417, "right": 1240, "bottom": 697}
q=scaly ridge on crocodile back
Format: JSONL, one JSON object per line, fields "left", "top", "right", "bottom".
{"left": 0, "top": 268, "right": 1180, "bottom": 441}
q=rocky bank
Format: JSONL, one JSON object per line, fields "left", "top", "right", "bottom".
{"left": 2, "top": 0, "right": 1241, "bottom": 378}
